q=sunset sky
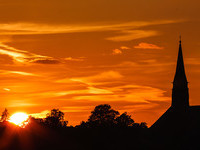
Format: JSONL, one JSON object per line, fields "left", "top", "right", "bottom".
{"left": 0, "top": 0, "right": 200, "bottom": 126}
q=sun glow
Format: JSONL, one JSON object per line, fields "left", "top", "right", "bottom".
{"left": 9, "top": 112, "right": 29, "bottom": 127}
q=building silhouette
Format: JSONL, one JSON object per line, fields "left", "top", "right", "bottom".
{"left": 151, "top": 40, "right": 200, "bottom": 131}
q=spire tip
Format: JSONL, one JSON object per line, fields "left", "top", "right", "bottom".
{"left": 179, "top": 35, "right": 182, "bottom": 44}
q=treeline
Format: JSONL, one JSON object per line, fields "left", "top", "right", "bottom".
{"left": 0, "top": 104, "right": 147, "bottom": 129}
{"left": 1, "top": 105, "right": 198, "bottom": 150}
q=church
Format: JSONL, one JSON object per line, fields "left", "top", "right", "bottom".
{"left": 151, "top": 40, "right": 200, "bottom": 131}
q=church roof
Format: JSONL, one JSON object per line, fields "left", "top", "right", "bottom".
{"left": 151, "top": 106, "right": 200, "bottom": 131}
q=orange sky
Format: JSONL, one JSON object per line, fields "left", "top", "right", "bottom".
{"left": 0, "top": 0, "right": 200, "bottom": 126}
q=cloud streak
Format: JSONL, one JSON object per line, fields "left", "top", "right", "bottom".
{"left": 0, "top": 20, "right": 179, "bottom": 34}
{"left": 106, "top": 30, "right": 158, "bottom": 42}
{"left": 70, "top": 71, "right": 123, "bottom": 84}
{"left": 134, "top": 42, "right": 164, "bottom": 49}
{"left": 120, "top": 46, "right": 130, "bottom": 50}
{"left": 56, "top": 71, "right": 169, "bottom": 104}
{"left": 0, "top": 42, "right": 60, "bottom": 64}
{"left": 64, "top": 57, "right": 85, "bottom": 62}
{"left": 0, "top": 20, "right": 182, "bottom": 42}
{"left": 0, "top": 69, "right": 38, "bottom": 76}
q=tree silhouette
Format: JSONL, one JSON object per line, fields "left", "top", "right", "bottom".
{"left": 0, "top": 108, "right": 9, "bottom": 122}
{"left": 81, "top": 104, "right": 119, "bottom": 128}
{"left": 78, "top": 104, "right": 148, "bottom": 129}
{"left": 115, "top": 112, "right": 134, "bottom": 128}
{"left": 44, "top": 109, "right": 68, "bottom": 128}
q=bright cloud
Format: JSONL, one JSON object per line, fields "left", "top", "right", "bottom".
{"left": 120, "top": 46, "right": 131, "bottom": 50}
{"left": 0, "top": 20, "right": 180, "bottom": 35}
{"left": 0, "top": 70, "right": 37, "bottom": 76}
{"left": 30, "top": 110, "right": 50, "bottom": 118}
{"left": 112, "top": 49, "right": 122, "bottom": 55}
{"left": 106, "top": 30, "right": 158, "bottom": 42}
{"left": 0, "top": 42, "right": 87, "bottom": 64}
{"left": 0, "top": 42, "right": 60, "bottom": 64}
{"left": 134, "top": 42, "right": 164, "bottom": 49}
{"left": 3, "top": 88, "right": 10, "bottom": 91}
{"left": 65, "top": 57, "right": 85, "bottom": 62}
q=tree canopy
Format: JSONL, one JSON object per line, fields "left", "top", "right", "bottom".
{"left": 44, "top": 109, "right": 68, "bottom": 128}
{"left": 79, "top": 104, "right": 147, "bottom": 128}
{"left": 115, "top": 112, "right": 134, "bottom": 128}
{"left": 87, "top": 104, "right": 119, "bottom": 127}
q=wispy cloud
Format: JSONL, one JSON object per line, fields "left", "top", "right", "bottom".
{"left": 30, "top": 58, "right": 60, "bottom": 64}
{"left": 0, "top": 42, "right": 87, "bottom": 64}
{"left": 64, "top": 57, "right": 85, "bottom": 62}
{"left": 56, "top": 71, "right": 169, "bottom": 103}
{"left": 120, "top": 46, "right": 130, "bottom": 50}
{"left": 69, "top": 84, "right": 169, "bottom": 104}
{"left": 112, "top": 49, "right": 122, "bottom": 55}
{"left": 0, "top": 42, "right": 60, "bottom": 64}
{"left": 0, "top": 70, "right": 37, "bottom": 76}
{"left": 70, "top": 71, "right": 123, "bottom": 84}
{"left": 106, "top": 30, "right": 158, "bottom": 42}
{"left": 134, "top": 42, "right": 164, "bottom": 49}
{"left": 3, "top": 88, "right": 10, "bottom": 91}
{"left": 0, "top": 20, "right": 182, "bottom": 44}
{"left": 0, "top": 20, "right": 180, "bottom": 35}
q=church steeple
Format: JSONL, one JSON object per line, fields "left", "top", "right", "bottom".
{"left": 172, "top": 39, "right": 189, "bottom": 109}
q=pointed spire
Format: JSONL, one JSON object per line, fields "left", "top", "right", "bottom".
{"left": 173, "top": 38, "right": 187, "bottom": 84}
{"left": 172, "top": 38, "right": 189, "bottom": 108}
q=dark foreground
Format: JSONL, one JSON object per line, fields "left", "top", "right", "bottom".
{"left": 0, "top": 122, "right": 199, "bottom": 150}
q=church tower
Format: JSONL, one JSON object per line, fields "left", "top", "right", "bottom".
{"left": 151, "top": 39, "right": 200, "bottom": 131}
{"left": 172, "top": 39, "right": 189, "bottom": 109}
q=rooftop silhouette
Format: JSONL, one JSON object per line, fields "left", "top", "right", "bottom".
{"left": 151, "top": 39, "right": 200, "bottom": 131}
